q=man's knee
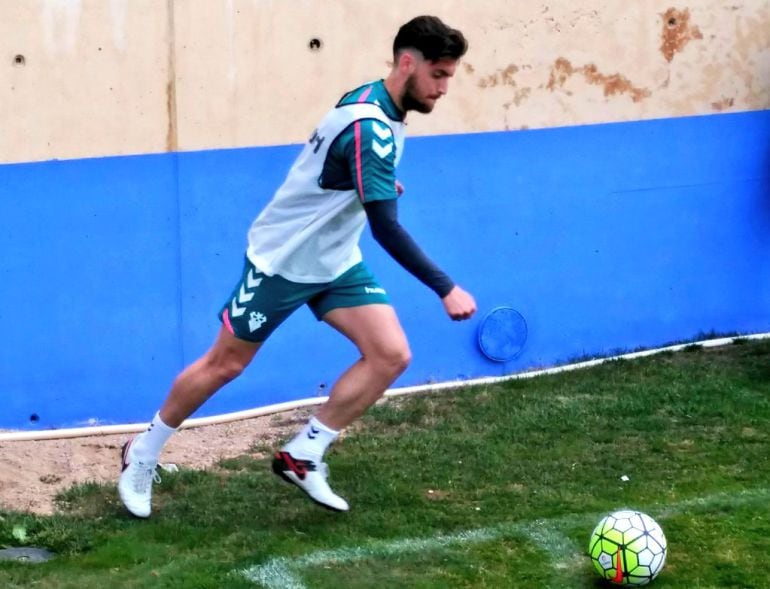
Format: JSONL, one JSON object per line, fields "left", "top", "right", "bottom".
{"left": 372, "top": 343, "right": 412, "bottom": 377}
{"left": 201, "top": 328, "right": 261, "bottom": 385}
{"left": 205, "top": 350, "right": 251, "bottom": 384}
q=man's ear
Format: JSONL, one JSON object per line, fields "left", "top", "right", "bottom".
{"left": 397, "top": 50, "right": 417, "bottom": 74}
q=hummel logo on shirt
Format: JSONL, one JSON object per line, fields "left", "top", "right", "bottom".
{"left": 364, "top": 286, "right": 386, "bottom": 295}
{"left": 371, "top": 121, "right": 391, "bottom": 141}
{"left": 371, "top": 121, "right": 393, "bottom": 159}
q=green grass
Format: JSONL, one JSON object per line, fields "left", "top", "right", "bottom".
{"left": 2, "top": 340, "right": 769, "bottom": 588}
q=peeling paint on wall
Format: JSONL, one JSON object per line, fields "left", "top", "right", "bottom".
{"left": 711, "top": 96, "right": 735, "bottom": 110}
{"left": 661, "top": 7, "right": 704, "bottom": 62}
{"left": 478, "top": 64, "right": 520, "bottom": 88}
{"left": 546, "top": 58, "right": 652, "bottom": 103}
{"left": 504, "top": 88, "right": 532, "bottom": 110}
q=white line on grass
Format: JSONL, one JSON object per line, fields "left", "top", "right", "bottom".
{"left": 240, "top": 487, "right": 770, "bottom": 589}
{"left": 523, "top": 517, "right": 586, "bottom": 570}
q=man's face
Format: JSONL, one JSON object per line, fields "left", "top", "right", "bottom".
{"left": 402, "top": 54, "right": 458, "bottom": 114}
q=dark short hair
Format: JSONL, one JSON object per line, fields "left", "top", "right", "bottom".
{"left": 393, "top": 16, "right": 468, "bottom": 62}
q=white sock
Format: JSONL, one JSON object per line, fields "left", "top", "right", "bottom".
{"left": 131, "top": 412, "right": 177, "bottom": 462}
{"left": 283, "top": 416, "right": 339, "bottom": 461}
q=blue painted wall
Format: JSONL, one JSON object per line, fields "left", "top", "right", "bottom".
{"left": 2, "top": 110, "right": 769, "bottom": 430}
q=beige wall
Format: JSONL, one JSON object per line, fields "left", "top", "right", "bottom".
{"left": 2, "top": 0, "right": 769, "bottom": 164}
{"left": 1, "top": 0, "right": 172, "bottom": 163}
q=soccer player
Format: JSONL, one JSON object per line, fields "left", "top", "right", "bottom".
{"left": 119, "top": 15, "right": 476, "bottom": 517}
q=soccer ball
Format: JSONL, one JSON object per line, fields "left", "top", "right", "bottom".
{"left": 588, "top": 510, "right": 667, "bottom": 585}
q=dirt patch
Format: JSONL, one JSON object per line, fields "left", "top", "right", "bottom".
{"left": 0, "top": 408, "right": 314, "bottom": 515}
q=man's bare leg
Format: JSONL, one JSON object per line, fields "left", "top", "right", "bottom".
{"left": 317, "top": 304, "right": 411, "bottom": 429}
{"left": 159, "top": 326, "right": 262, "bottom": 428}
{"left": 273, "top": 304, "right": 411, "bottom": 511}
{"left": 120, "top": 326, "right": 260, "bottom": 517}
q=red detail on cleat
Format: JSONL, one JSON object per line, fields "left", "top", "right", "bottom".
{"left": 121, "top": 439, "right": 133, "bottom": 472}
{"left": 280, "top": 452, "right": 307, "bottom": 479}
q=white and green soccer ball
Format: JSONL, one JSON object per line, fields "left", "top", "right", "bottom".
{"left": 588, "top": 510, "right": 667, "bottom": 586}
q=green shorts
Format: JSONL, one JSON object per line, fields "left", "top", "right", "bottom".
{"left": 218, "top": 257, "right": 391, "bottom": 342}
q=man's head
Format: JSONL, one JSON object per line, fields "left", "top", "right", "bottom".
{"left": 388, "top": 16, "right": 468, "bottom": 114}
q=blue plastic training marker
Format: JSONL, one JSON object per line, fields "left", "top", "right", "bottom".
{"left": 477, "top": 306, "right": 528, "bottom": 362}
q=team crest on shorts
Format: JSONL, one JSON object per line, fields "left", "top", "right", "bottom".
{"left": 249, "top": 311, "right": 267, "bottom": 332}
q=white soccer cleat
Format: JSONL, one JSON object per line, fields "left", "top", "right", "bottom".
{"left": 272, "top": 451, "right": 349, "bottom": 512}
{"left": 118, "top": 438, "right": 160, "bottom": 518}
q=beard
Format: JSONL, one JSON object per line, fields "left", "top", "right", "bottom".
{"left": 401, "top": 75, "right": 434, "bottom": 114}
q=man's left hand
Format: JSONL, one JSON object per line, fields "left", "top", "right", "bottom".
{"left": 441, "top": 286, "right": 477, "bottom": 321}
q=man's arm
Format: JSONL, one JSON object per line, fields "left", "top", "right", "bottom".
{"left": 364, "top": 198, "right": 476, "bottom": 320}
{"left": 341, "top": 119, "right": 476, "bottom": 319}
{"left": 363, "top": 198, "right": 454, "bottom": 297}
